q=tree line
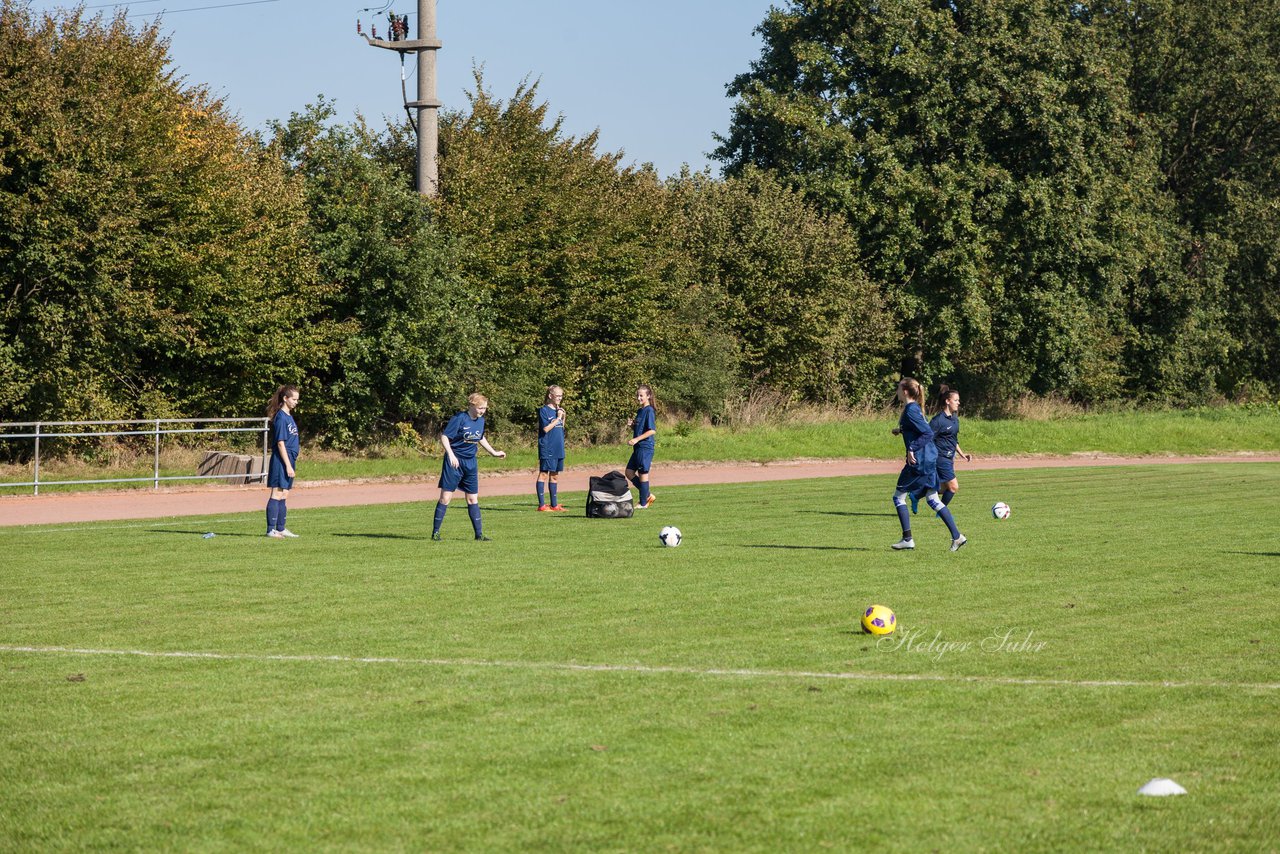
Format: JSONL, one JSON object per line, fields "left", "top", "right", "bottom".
{"left": 1, "top": 1, "right": 1275, "bottom": 448}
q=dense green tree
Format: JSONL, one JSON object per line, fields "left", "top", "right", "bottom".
{"left": 715, "top": 0, "right": 1180, "bottom": 403}
{"left": 427, "top": 75, "right": 741, "bottom": 432}
{"left": 0, "top": 3, "right": 332, "bottom": 424}
{"left": 8, "top": 0, "right": 1273, "bottom": 444}
{"left": 1115, "top": 0, "right": 1280, "bottom": 398}
{"left": 268, "top": 103, "right": 492, "bottom": 446}
{"left": 668, "top": 167, "right": 894, "bottom": 403}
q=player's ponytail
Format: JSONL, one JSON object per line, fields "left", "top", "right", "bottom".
{"left": 898, "top": 378, "right": 923, "bottom": 402}
{"left": 266, "top": 384, "right": 298, "bottom": 418}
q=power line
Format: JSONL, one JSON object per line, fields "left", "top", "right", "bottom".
{"left": 125, "top": 0, "right": 281, "bottom": 18}
{"left": 84, "top": 0, "right": 168, "bottom": 8}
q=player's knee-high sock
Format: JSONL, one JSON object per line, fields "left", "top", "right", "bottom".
{"left": 432, "top": 502, "right": 447, "bottom": 535}
{"left": 467, "top": 503, "right": 483, "bottom": 538}
{"left": 549, "top": 483, "right": 558, "bottom": 506}
{"left": 938, "top": 507, "right": 960, "bottom": 540}
{"left": 942, "top": 490, "right": 955, "bottom": 506}
{"left": 639, "top": 481, "right": 650, "bottom": 505}
{"left": 536, "top": 481, "right": 545, "bottom": 507}
{"left": 925, "top": 494, "right": 961, "bottom": 539}
{"left": 629, "top": 472, "right": 641, "bottom": 489}
{"left": 909, "top": 493, "right": 919, "bottom": 514}
{"left": 894, "top": 499, "right": 911, "bottom": 539}
{"left": 278, "top": 500, "right": 287, "bottom": 531}
{"left": 266, "top": 498, "right": 280, "bottom": 532}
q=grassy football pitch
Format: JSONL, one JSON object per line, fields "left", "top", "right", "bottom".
{"left": 2, "top": 464, "right": 1278, "bottom": 851}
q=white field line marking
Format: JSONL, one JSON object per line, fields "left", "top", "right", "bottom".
{"left": 5, "top": 506, "right": 420, "bottom": 534}
{"left": 5, "top": 518, "right": 248, "bottom": 534}
{"left": 3, "top": 645, "right": 1277, "bottom": 691}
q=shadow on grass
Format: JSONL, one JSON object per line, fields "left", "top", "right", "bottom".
{"left": 742, "top": 544, "right": 871, "bottom": 552}
{"left": 330, "top": 532, "right": 430, "bottom": 541}
{"left": 799, "top": 510, "right": 896, "bottom": 518}
{"left": 1221, "top": 550, "right": 1280, "bottom": 557}
{"left": 148, "top": 529, "right": 261, "bottom": 538}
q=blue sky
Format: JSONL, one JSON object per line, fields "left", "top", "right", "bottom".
{"left": 29, "top": 0, "right": 777, "bottom": 176}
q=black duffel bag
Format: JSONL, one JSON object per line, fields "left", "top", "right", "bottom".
{"left": 586, "top": 470, "right": 634, "bottom": 518}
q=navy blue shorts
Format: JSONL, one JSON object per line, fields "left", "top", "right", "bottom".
{"left": 626, "top": 447, "right": 653, "bottom": 474}
{"left": 439, "top": 457, "right": 479, "bottom": 494}
{"left": 936, "top": 455, "right": 956, "bottom": 483}
{"left": 539, "top": 456, "right": 564, "bottom": 474}
{"left": 267, "top": 453, "right": 296, "bottom": 489}
{"left": 895, "top": 463, "right": 938, "bottom": 498}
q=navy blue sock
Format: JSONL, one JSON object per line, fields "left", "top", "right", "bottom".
{"left": 278, "top": 501, "right": 287, "bottom": 531}
{"left": 266, "top": 498, "right": 280, "bottom": 532}
{"left": 432, "top": 502, "right": 448, "bottom": 535}
{"left": 536, "top": 481, "right": 545, "bottom": 507}
{"left": 629, "top": 473, "right": 641, "bottom": 489}
{"left": 942, "top": 490, "right": 955, "bottom": 506}
{"left": 938, "top": 507, "right": 961, "bottom": 540}
{"left": 549, "top": 484, "right": 558, "bottom": 506}
{"left": 895, "top": 501, "right": 912, "bottom": 538}
{"left": 910, "top": 493, "right": 919, "bottom": 513}
{"left": 467, "top": 503, "right": 483, "bottom": 537}
{"left": 639, "top": 481, "right": 650, "bottom": 505}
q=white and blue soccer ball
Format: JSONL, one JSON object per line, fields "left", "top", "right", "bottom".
{"left": 659, "top": 526, "right": 682, "bottom": 547}
{"left": 992, "top": 501, "right": 1011, "bottom": 520}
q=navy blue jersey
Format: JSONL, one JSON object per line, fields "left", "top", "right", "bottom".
{"left": 929, "top": 411, "right": 959, "bottom": 459}
{"left": 270, "top": 410, "right": 300, "bottom": 458}
{"left": 896, "top": 401, "right": 938, "bottom": 496}
{"left": 898, "top": 402, "right": 935, "bottom": 459}
{"left": 632, "top": 405, "right": 656, "bottom": 452}
{"left": 442, "top": 411, "right": 486, "bottom": 460}
{"left": 537, "top": 404, "right": 565, "bottom": 460}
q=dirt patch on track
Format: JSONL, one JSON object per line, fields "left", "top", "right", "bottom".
{"left": 2, "top": 453, "right": 1276, "bottom": 527}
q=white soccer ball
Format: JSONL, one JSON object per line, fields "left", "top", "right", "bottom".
{"left": 659, "top": 526, "right": 682, "bottom": 547}
{"left": 992, "top": 501, "right": 1011, "bottom": 520}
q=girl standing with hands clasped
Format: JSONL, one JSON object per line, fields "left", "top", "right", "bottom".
{"left": 535, "top": 385, "right": 567, "bottom": 512}
{"left": 930, "top": 384, "right": 972, "bottom": 510}
{"left": 432, "top": 393, "right": 506, "bottom": 541}
{"left": 889, "top": 378, "right": 965, "bottom": 552}
{"left": 265, "top": 384, "right": 300, "bottom": 539}
{"left": 626, "top": 384, "right": 657, "bottom": 509}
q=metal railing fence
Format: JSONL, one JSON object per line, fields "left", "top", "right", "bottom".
{"left": 0, "top": 418, "right": 269, "bottom": 495}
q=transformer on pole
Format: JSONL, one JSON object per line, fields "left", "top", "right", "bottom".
{"left": 361, "top": 0, "right": 440, "bottom": 197}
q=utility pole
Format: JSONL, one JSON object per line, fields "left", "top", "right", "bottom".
{"left": 363, "top": 0, "right": 441, "bottom": 197}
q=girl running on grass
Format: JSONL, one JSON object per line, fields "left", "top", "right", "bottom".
{"left": 535, "top": 385, "right": 567, "bottom": 512}
{"left": 929, "top": 384, "right": 973, "bottom": 510}
{"left": 889, "top": 378, "right": 965, "bottom": 552}
{"left": 265, "top": 384, "right": 300, "bottom": 539}
{"left": 626, "top": 384, "right": 657, "bottom": 509}
{"left": 432, "top": 393, "right": 506, "bottom": 541}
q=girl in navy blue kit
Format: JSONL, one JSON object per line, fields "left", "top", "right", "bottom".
{"left": 535, "top": 385, "right": 567, "bottom": 512}
{"left": 626, "top": 384, "right": 657, "bottom": 509}
{"left": 929, "top": 385, "right": 973, "bottom": 509}
{"left": 890, "top": 378, "right": 965, "bottom": 551}
{"left": 265, "top": 384, "right": 300, "bottom": 539}
{"left": 433, "top": 393, "right": 507, "bottom": 541}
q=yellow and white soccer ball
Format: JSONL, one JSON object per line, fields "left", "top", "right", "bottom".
{"left": 992, "top": 501, "right": 1011, "bottom": 520}
{"left": 861, "top": 604, "right": 896, "bottom": 636}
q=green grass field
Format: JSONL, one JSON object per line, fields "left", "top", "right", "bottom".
{"left": 3, "top": 464, "right": 1279, "bottom": 851}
